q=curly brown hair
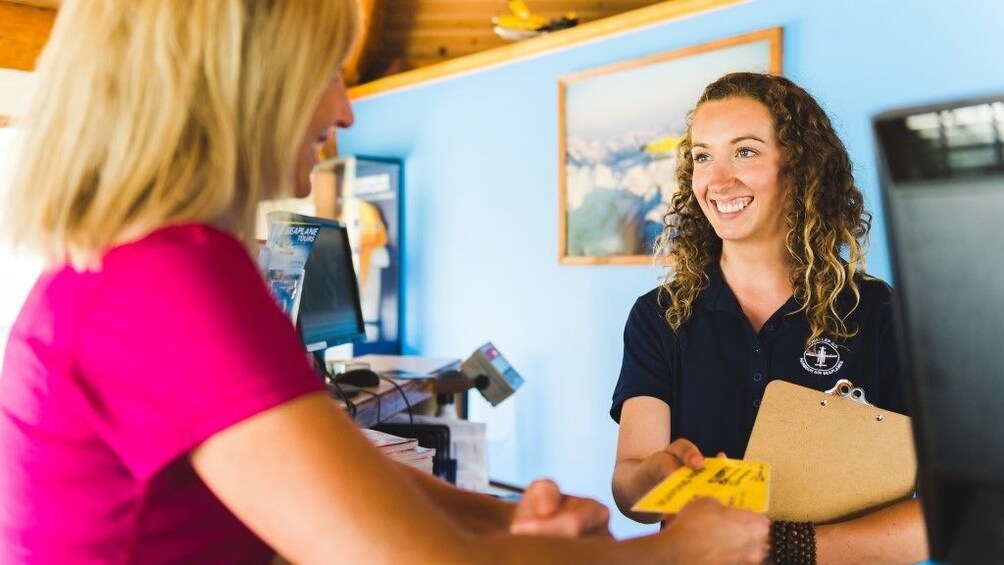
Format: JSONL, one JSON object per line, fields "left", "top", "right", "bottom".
{"left": 654, "top": 72, "right": 871, "bottom": 344}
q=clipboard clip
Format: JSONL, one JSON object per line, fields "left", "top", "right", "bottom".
{"left": 823, "top": 379, "right": 875, "bottom": 407}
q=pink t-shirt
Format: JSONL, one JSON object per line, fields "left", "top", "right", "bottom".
{"left": 0, "top": 224, "right": 324, "bottom": 564}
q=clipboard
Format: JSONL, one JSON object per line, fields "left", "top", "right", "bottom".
{"left": 743, "top": 379, "right": 917, "bottom": 523}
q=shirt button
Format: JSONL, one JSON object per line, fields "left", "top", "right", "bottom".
{"left": 753, "top": 399, "right": 761, "bottom": 407}
{"left": 753, "top": 372, "right": 763, "bottom": 382}
{"left": 754, "top": 346, "right": 762, "bottom": 355}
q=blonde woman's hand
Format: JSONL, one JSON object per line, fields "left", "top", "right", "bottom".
{"left": 658, "top": 497, "right": 769, "bottom": 564}
{"left": 509, "top": 479, "right": 613, "bottom": 539}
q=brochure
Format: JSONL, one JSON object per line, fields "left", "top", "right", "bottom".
{"left": 263, "top": 215, "right": 321, "bottom": 321}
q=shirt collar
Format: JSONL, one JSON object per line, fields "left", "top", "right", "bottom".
{"left": 701, "top": 261, "right": 739, "bottom": 313}
{"left": 699, "top": 261, "right": 803, "bottom": 320}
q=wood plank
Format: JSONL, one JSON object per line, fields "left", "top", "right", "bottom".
{"left": 385, "top": 1, "right": 658, "bottom": 21}
{"left": 381, "top": 28, "right": 502, "bottom": 43}
{"left": 342, "top": 0, "right": 387, "bottom": 86}
{"left": 385, "top": 11, "right": 654, "bottom": 33}
{"left": 7, "top": 0, "right": 59, "bottom": 8}
{"left": 368, "top": 56, "right": 460, "bottom": 72}
{"left": 379, "top": 37, "right": 505, "bottom": 60}
{"left": 396, "top": 0, "right": 656, "bottom": 11}
{"left": 0, "top": 1, "right": 57, "bottom": 71}
{"left": 350, "top": 0, "right": 746, "bottom": 99}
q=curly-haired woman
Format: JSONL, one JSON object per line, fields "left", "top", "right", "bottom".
{"left": 610, "top": 72, "right": 928, "bottom": 564}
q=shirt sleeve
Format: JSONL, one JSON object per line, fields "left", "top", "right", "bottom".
{"left": 610, "top": 291, "right": 675, "bottom": 423}
{"left": 72, "top": 227, "right": 324, "bottom": 481}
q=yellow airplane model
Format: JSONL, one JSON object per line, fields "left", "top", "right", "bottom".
{"left": 492, "top": 0, "right": 578, "bottom": 41}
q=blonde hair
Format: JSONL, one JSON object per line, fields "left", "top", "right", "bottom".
{"left": 4, "top": 0, "right": 358, "bottom": 268}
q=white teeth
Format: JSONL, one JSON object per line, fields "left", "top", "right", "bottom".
{"left": 714, "top": 197, "right": 751, "bottom": 213}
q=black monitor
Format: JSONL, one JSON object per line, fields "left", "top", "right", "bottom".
{"left": 874, "top": 95, "right": 1004, "bottom": 563}
{"left": 268, "top": 212, "right": 366, "bottom": 354}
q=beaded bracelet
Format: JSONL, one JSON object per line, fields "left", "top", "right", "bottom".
{"left": 769, "top": 520, "right": 817, "bottom": 565}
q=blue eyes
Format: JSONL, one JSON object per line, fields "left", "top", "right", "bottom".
{"left": 691, "top": 147, "right": 758, "bottom": 163}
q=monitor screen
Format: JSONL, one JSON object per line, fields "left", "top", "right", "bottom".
{"left": 874, "top": 94, "right": 1004, "bottom": 563}
{"left": 268, "top": 212, "right": 366, "bottom": 353}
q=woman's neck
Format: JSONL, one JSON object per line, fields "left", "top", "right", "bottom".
{"left": 719, "top": 242, "right": 793, "bottom": 332}
{"left": 719, "top": 241, "right": 790, "bottom": 286}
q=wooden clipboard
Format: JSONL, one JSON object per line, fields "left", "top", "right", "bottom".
{"left": 743, "top": 379, "right": 917, "bottom": 523}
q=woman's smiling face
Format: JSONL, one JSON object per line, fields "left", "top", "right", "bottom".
{"left": 689, "top": 97, "right": 787, "bottom": 250}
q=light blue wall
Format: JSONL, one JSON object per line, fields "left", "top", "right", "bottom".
{"left": 339, "top": 0, "right": 1004, "bottom": 538}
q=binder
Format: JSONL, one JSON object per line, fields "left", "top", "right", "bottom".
{"left": 743, "top": 379, "right": 917, "bottom": 523}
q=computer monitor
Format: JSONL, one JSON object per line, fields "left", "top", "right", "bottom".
{"left": 874, "top": 94, "right": 1004, "bottom": 563}
{"left": 268, "top": 212, "right": 366, "bottom": 354}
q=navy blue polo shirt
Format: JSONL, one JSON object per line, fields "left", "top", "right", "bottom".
{"left": 610, "top": 263, "right": 908, "bottom": 459}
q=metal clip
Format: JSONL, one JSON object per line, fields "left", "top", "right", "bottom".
{"left": 823, "top": 378, "right": 875, "bottom": 407}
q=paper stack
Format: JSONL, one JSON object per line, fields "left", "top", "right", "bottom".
{"left": 360, "top": 427, "right": 435, "bottom": 474}
{"left": 385, "top": 413, "right": 488, "bottom": 491}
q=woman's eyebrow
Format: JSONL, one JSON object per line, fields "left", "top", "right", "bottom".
{"left": 692, "top": 134, "right": 765, "bottom": 148}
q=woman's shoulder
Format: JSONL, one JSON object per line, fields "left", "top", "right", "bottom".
{"left": 628, "top": 286, "right": 684, "bottom": 330}
{"left": 110, "top": 223, "right": 243, "bottom": 260}
{"left": 104, "top": 224, "right": 252, "bottom": 280}
{"left": 635, "top": 286, "right": 670, "bottom": 311}
{"left": 855, "top": 272, "right": 895, "bottom": 299}
{"left": 92, "top": 224, "right": 265, "bottom": 319}
{"left": 843, "top": 272, "right": 896, "bottom": 318}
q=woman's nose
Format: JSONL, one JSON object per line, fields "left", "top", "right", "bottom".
{"left": 333, "top": 77, "right": 355, "bottom": 129}
{"left": 335, "top": 97, "right": 354, "bottom": 129}
{"left": 707, "top": 159, "right": 734, "bottom": 190}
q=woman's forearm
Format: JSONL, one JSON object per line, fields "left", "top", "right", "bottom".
{"left": 399, "top": 463, "right": 516, "bottom": 535}
{"left": 814, "top": 498, "right": 928, "bottom": 565}
{"left": 612, "top": 460, "right": 663, "bottom": 524}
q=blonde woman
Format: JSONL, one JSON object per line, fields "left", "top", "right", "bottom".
{"left": 611, "top": 72, "right": 928, "bottom": 564}
{"left": 0, "top": 1, "right": 769, "bottom": 563}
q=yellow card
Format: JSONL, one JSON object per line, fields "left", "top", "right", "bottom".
{"left": 631, "top": 458, "right": 770, "bottom": 514}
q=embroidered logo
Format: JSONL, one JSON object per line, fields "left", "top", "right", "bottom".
{"left": 800, "top": 338, "right": 843, "bottom": 375}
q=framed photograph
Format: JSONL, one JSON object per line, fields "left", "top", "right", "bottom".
{"left": 558, "top": 28, "right": 783, "bottom": 264}
{"left": 312, "top": 155, "right": 404, "bottom": 355}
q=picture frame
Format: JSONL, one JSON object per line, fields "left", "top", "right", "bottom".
{"left": 558, "top": 28, "right": 783, "bottom": 264}
{"left": 258, "top": 155, "right": 404, "bottom": 355}
{"left": 313, "top": 155, "right": 404, "bottom": 355}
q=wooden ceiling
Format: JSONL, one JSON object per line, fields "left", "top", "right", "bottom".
{"left": 1, "top": 0, "right": 663, "bottom": 85}
{"left": 351, "top": 0, "right": 664, "bottom": 84}
{"left": 5, "top": 0, "right": 56, "bottom": 6}
{"left": 0, "top": 1, "right": 57, "bottom": 72}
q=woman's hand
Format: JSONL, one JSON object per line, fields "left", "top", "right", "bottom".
{"left": 509, "top": 479, "right": 613, "bottom": 539}
{"left": 635, "top": 438, "right": 707, "bottom": 495}
{"left": 657, "top": 497, "right": 769, "bottom": 564}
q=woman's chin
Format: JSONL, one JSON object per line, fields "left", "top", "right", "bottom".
{"left": 292, "top": 173, "right": 313, "bottom": 199}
